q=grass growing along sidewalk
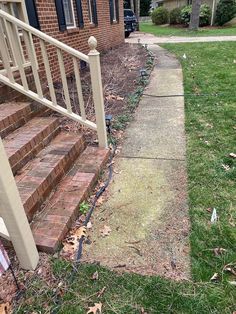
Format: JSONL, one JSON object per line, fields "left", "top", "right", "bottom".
{"left": 161, "top": 42, "right": 236, "bottom": 283}
{"left": 140, "top": 22, "right": 236, "bottom": 37}
{"left": 15, "top": 43, "right": 236, "bottom": 313}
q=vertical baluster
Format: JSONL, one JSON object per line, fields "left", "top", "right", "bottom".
{"left": 57, "top": 49, "right": 72, "bottom": 113}
{"left": 73, "top": 57, "right": 86, "bottom": 120}
{"left": 23, "top": 30, "right": 43, "bottom": 98}
{"left": 39, "top": 39, "right": 57, "bottom": 105}
{"left": 5, "top": 20, "right": 28, "bottom": 90}
{"left": 0, "top": 17, "right": 14, "bottom": 83}
{"left": 9, "top": 2, "right": 25, "bottom": 64}
{"left": 0, "top": 3, "right": 16, "bottom": 66}
{"left": 17, "top": 1, "right": 37, "bottom": 68}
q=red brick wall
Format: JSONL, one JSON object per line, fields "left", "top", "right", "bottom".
{"left": 35, "top": 0, "right": 125, "bottom": 81}
{"left": 0, "top": 0, "right": 124, "bottom": 103}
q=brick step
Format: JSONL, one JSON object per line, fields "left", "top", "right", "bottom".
{"left": 0, "top": 102, "right": 48, "bottom": 138}
{"left": 31, "top": 146, "right": 110, "bottom": 253}
{"left": 0, "top": 102, "right": 33, "bottom": 138}
{"left": 3, "top": 117, "right": 60, "bottom": 174}
{"left": 15, "top": 132, "right": 86, "bottom": 221}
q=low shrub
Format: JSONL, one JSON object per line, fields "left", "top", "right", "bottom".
{"left": 151, "top": 7, "right": 169, "bottom": 25}
{"left": 215, "top": 0, "right": 236, "bottom": 25}
{"left": 181, "top": 4, "right": 211, "bottom": 26}
{"left": 199, "top": 4, "right": 211, "bottom": 26}
{"left": 170, "top": 7, "right": 182, "bottom": 24}
{"left": 180, "top": 5, "right": 192, "bottom": 25}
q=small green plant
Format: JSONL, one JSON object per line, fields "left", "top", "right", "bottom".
{"left": 113, "top": 114, "right": 131, "bottom": 130}
{"left": 215, "top": 0, "right": 236, "bottom": 25}
{"left": 79, "top": 201, "right": 89, "bottom": 215}
{"left": 170, "top": 7, "right": 182, "bottom": 25}
{"left": 151, "top": 7, "right": 169, "bottom": 25}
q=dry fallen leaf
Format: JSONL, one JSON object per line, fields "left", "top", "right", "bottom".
{"left": 224, "top": 264, "right": 236, "bottom": 276}
{"left": 87, "top": 221, "right": 92, "bottom": 229}
{"left": 229, "top": 153, "right": 236, "bottom": 158}
{"left": 97, "top": 286, "right": 106, "bottom": 298}
{"left": 75, "top": 226, "right": 86, "bottom": 239}
{"left": 222, "top": 164, "right": 230, "bottom": 171}
{"left": 87, "top": 302, "right": 102, "bottom": 314}
{"left": 101, "top": 225, "right": 111, "bottom": 237}
{"left": 0, "top": 303, "right": 11, "bottom": 314}
{"left": 92, "top": 271, "right": 99, "bottom": 280}
{"left": 141, "top": 307, "right": 148, "bottom": 314}
{"left": 228, "top": 281, "right": 236, "bottom": 286}
{"left": 116, "top": 96, "right": 124, "bottom": 101}
{"left": 213, "top": 247, "right": 227, "bottom": 256}
{"left": 210, "top": 273, "right": 219, "bottom": 282}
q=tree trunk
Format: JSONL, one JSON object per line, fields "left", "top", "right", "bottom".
{"left": 130, "top": 0, "right": 134, "bottom": 11}
{"left": 189, "top": 0, "right": 201, "bottom": 30}
{"left": 134, "top": 0, "right": 140, "bottom": 30}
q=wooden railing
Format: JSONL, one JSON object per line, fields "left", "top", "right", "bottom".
{"left": 0, "top": 5, "right": 107, "bottom": 148}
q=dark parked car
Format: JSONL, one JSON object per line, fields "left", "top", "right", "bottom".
{"left": 124, "top": 9, "right": 137, "bottom": 38}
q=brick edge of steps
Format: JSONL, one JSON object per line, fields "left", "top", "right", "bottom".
{"left": 31, "top": 147, "right": 110, "bottom": 253}
{"left": 17, "top": 133, "right": 86, "bottom": 221}
{"left": 0, "top": 102, "right": 49, "bottom": 139}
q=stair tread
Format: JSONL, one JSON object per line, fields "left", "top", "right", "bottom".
{"left": 0, "top": 102, "right": 30, "bottom": 117}
{"left": 3, "top": 117, "right": 60, "bottom": 173}
{"left": 31, "top": 146, "right": 110, "bottom": 253}
{"left": 3, "top": 117, "right": 58, "bottom": 150}
{"left": 15, "top": 132, "right": 85, "bottom": 220}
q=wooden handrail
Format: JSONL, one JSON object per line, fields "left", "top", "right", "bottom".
{"left": 0, "top": 9, "right": 89, "bottom": 62}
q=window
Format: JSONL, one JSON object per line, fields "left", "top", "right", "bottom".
{"left": 62, "top": 0, "right": 76, "bottom": 28}
{"left": 88, "top": 0, "right": 98, "bottom": 25}
{"left": 109, "top": 0, "right": 119, "bottom": 23}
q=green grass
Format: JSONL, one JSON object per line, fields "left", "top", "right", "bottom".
{"left": 15, "top": 43, "right": 236, "bottom": 313}
{"left": 140, "top": 21, "right": 236, "bottom": 37}
{"left": 161, "top": 42, "right": 236, "bottom": 282}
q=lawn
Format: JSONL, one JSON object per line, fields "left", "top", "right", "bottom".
{"left": 140, "top": 21, "right": 236, "bottom": 37}
{"left": 15, "top": 43, "right": 236, "bottom": 313}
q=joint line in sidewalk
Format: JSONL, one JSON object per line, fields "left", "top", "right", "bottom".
{"left": 118, "top": 155, "right": 185, "bottom": 162}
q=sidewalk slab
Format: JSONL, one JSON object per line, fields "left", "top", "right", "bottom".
{"left": 126, "top": 31, "right": 236, "bottom": 44}
{"left": 82, "top": 44, "right": 191, "bottom": 279}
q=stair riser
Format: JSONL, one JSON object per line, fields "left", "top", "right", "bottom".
{"left": 0, "top": 104, "right": 48, "bottom": 139}
{"left": 11, "top": 126, "right": 60, "bottom": 175}
{"left": 21, "top": 137, "right": 86, "bottom": 221}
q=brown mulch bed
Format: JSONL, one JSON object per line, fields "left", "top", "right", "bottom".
{"left": 53, "top": 43, "right": 151, "bottom": 143}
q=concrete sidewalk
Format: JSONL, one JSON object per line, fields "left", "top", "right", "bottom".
{"left": 82, "top": 45, "right": 190, "bottom": 280}
{"left": 126, "top": 31, "right": 236, "bottom": 44}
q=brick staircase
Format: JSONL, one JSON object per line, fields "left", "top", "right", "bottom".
{"left": 0, "top": 102, "right": 109, "bottom": 253}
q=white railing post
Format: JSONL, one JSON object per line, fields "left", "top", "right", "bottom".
{"left": 0, "top": 138, "right": 39, "bottom": 270}
{"left": 88, "top": 36, "right": 108, "bottom": 148}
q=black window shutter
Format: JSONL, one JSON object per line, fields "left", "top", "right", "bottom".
{"left": 109, "top": 0, "right": 114, "bottom": 24}
{"left": 115, "top": 0, "right": 119, "bottom": 22}
{"left": 25, "top": 0, "right": 40, "bottom": 30}
{"left": 92, "top": 0, "right": 98, "bottom": 26}
{"left": 75, "top": 0, "right": 84, "bottom": 28}
{"left": 54, "top": 0, "right": 66, "bottom": 31}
